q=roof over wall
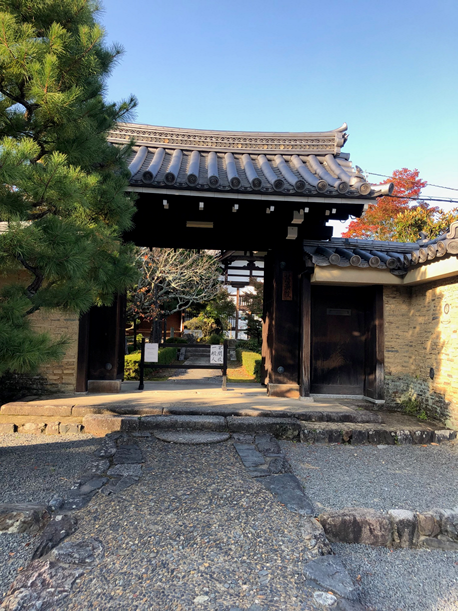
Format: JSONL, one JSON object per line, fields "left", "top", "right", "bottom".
{"left": 304, "top": 222, "right": 458, "bottom": 276}
{"left": 107, "top": 123, "right": 392, "bottom": 200}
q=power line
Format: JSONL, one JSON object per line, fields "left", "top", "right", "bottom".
{"left": 366, "top": 172, "right": 458, "bottom": 192}
{"left": 382, "top": 195, "right": 458, "bottom": 204}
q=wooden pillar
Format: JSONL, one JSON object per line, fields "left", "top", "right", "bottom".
{"left": 300, "top": 272, "right": 312, "bottom": 397}
{"left": 373, "top": 285, "right": 385, "bottom": 400}
{"left": 364, "top": 285, "right": 385, "bottom": 401}
{"left": 263, "top": 247, "right": 301, "bottom": 398}
{"left": 75, "top": 312, "right": 90, "bottom": 392}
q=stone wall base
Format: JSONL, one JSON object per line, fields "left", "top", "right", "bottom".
{"left": 319, "top": 507, "right": 458, "bottom": 551}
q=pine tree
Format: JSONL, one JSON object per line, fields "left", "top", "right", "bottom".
{"left": 0, "top": 0, "right": 137, "bottom": 375}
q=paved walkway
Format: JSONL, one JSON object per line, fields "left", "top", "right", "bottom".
{"left": 168, "top": 357, "right": 223, "bottom": 384}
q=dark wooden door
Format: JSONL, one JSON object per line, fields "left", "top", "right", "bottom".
{"left": 311, "top": 286, "right": 369, "bottom": 395}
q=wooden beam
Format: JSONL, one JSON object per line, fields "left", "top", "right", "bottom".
{"left": 300, "top": 273, "right": 311, "bottom": 397}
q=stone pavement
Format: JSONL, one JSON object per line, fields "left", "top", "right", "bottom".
{"left": 1, "top": 433, "right": 364, "bottom": 611}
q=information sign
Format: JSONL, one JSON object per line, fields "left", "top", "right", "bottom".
{"left": 144, "top": 343, "right": 159, "bottom": 363}
{"left": 210, "top": 344, "right": 224, "bottom": 364}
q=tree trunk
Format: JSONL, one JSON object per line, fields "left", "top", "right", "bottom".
{"left": 150, "top": 318, "right": 162, "bottom": 343}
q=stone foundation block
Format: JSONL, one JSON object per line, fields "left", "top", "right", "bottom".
{"left": 0, "top": 403, "right": 72, "bottom": 417}
{"left": 267, "top": 383, "right": 300, "bottom": 399}
{"left": 420, "top": 536, "right": 458, "bottom": 551}
{"left": 440, "top": 509, "right": 458, "bottom": 541}
{"left": 388, "top": 509, "right": 418, "bottom": 548}
{"left": 412, "top": 430, "right": 433, "bottom": 444}
{"left": 367, "top": 429, "right": 394, "bottom": 445}
{"left": 434, "top": 430, "right": 457, "bottom": 443}
{"left": 60, "top": 423, "right": 84, "bottom": 435}
{"left": 351, "top": 429, "right": 368, "bottom": 444}
{"left": 140, "top": 415, "right": 227, "bottom": 432}
{"left": 0, "top": 423, "right": 16, "bottom": 434}
{"left": 396, "top": 430, "right": 413, "bottom": 444}
{"left": 18, "top": 422, "right": 46, "bottom": 434}
{"left": 45, "top": 421, "right": 60, "bottom": 435}
{"left": 87, "top": 379, "right": 122, "bottom": 394}
{"left": 0, "top": 503, "right": 50, "bottom": 534}
{"left": 228, "top": 416, "right": 300, "bottom": 440}
{"left": 82, "top": 415, "right": 138, "bottom": 436}
{"left": 318, "top": 508, "right": 392, "bottom": 547}
{"left": 417, "top": 511, "right": 441, "bottom": 537}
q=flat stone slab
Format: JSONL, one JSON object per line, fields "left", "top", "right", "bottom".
{"left": 154, "top": 431, "right": 230, "bottom": 444}
{"left": 233, "top": 443, "right": 266, "bottom": 468}
{"left": 113, "top": 444, "right": 144, "bottom": 464}
{"left": 261, "top": 474, "right": 314, "bottom": 515}
{"left": 107, "top": 464, "right": 143, "bottom": 477}
{"left": 304, "top": 555, "right": 360, "bottom": 601}
{"left": 140, "top": 415, "right": 227, "bottom": 432}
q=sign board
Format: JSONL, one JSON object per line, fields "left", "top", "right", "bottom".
{"left": 144, "top": 343, "right": 159, "bottom": 362}
{"left": 210, "top": 345, "right": 224, "bottom": 364}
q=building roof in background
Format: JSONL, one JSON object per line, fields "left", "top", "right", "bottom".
{"left": 304, "top": 222, "right": 458, "bottom": 276}
{"left": 108, "top": 123, "right": 393, "bottom": 200}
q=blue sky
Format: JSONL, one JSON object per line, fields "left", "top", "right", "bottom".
{"left": 99, "top": 0, "right": 458, "bottom": 229}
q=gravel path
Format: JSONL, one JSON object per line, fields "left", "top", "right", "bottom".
{"left": 0, "top": 434, "right": 100, "bottom": 505}
{"left": 57, "top": 437, "right": 319, "bottom": 611}
{"left": 282, "top": 442, "right": 458, "bottom": 513}
{"left": 333, "top": 542, "right": 458, "bottom": 611}
{"left": 0, "top": 433, "right": 101, "bottom": 604}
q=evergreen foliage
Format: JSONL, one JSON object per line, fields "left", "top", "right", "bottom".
{"left": 0, "top": 0, "right": 137, "bottom": 374}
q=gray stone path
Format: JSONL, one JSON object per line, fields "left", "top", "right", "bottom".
{"left": 168, "top": 357, "right": 222, "bottom": 383}
{"left": 0, "top": 436, "right": 361, "bottom": 610}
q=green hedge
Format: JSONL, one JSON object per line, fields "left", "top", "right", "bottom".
{"left": 236, "top": 349, "right": 262, "bottom": 382}
{"left": 124, "top": 347, "right": 177, "bottom": 380}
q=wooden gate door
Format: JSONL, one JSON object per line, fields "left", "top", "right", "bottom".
{"left": 311, "top": 286, "right": 369, "bottom": 395}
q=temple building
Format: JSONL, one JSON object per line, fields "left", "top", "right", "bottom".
{"left": 9, "top": 122, "right": 458, "bottom": 430}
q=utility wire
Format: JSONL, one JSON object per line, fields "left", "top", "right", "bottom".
{"left": 367, "top": 172, "right": 458, "bottom": 192}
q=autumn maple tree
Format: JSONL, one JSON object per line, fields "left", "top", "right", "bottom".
{"left": 343, "top": 169, "right": 427, "bottom": 240}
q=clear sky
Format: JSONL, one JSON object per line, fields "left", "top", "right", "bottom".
{"left": 99, "top": 0, "right": 458, "bottom": 232}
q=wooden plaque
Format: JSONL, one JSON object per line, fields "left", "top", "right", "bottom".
{"left": 282, "top": 271, "right": 293, "bottom": 301}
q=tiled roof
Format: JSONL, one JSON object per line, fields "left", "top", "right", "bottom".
{"left": 303, "top": 222, "right": 458, "bottom": 276}
{"left": 107, "top": 123, "right": 392, "bottom": 199}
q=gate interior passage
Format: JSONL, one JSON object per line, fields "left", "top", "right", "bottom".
{"left": 77, "top": 122, "right": 390, "bottom": 400}
{"left": 138, "top": 339, "right": 229, "bottom": 391}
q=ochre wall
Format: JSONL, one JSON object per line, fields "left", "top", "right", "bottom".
{"left": 0, "top": 272, "right": 79, "bottom": 394}
{"left": 384, "top": 277, "right": 458, "bottom": 429}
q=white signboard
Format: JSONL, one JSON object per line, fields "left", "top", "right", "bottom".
{"left": 144, "top": 343, "right": 159, "bottom": 363}
{"left": 210, "top": 345, "right": 224, "bottom": 365}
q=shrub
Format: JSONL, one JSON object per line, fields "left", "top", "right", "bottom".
{"left": 236, "top": 339, "right": 261, "bottom": 354}
{"left": 124, "top": 347, "right": 177, "bottom": 380}
{"left": 236, "top": 349, "right": 262, "bottom": 382}
{"left": 209, "top": 334, "right": 223, "bottom": 344}
{"left": 165, "top": 337, "right": 188, "bottom": 344}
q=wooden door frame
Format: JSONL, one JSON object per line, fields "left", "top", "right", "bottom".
{"left": 301, "top": 283, "right": 385, "bottom": 400}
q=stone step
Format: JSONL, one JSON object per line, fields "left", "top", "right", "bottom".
{"left": 0, "top": 402, "right": 383, "bottom": 423}
{"left": 0, "top": 412, "right": 455, "bottom": 445}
